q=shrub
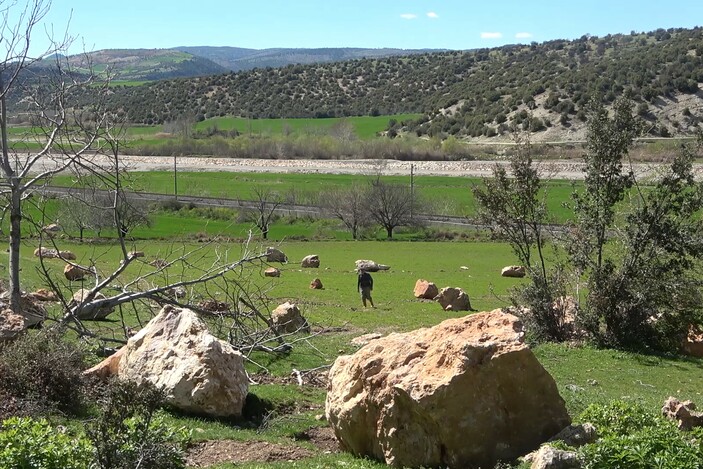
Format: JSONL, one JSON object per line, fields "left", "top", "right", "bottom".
{"left": 87, "top": 379, "right": 190, "bottom": 469}
{"left": 0, "top": 417, "right": 93, "bottom": 469}
{"left": 579, "top": 401, "right": 703, "bottom": 468}
{"left": 0, "top": 329, "right": 88, "bottom": 416}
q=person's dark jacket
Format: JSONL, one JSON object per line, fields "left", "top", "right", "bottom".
{"left": 358, "top": 271, "right": 373, "bottom": 291}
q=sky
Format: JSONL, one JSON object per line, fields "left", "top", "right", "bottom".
{"left": 29, "top": 0, "right": 703, "bottom": 54}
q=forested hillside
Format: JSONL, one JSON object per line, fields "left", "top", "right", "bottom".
{"left": 88, "top": 27, "right": 703, "bottom": 139}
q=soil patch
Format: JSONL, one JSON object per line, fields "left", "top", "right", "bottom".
{"left": 186, "top": 440, "right": 313, "bottom": 468}
{"left": 186, "top": 426, "right": 340, "bottom": 467}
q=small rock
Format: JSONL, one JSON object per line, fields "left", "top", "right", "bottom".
{"left": 528, "top": 445, "right": 580, "bottom": 469}
{"left": 302, "top": 254, "right": 320, "bottom": 268}
{"left": 413, "top": 279, "right": 439, "bottom": 300}
{"left": 264, "top": 267, "right": 281, "bottom": 277}
{"left": 64, "top": 263, "right": 92, "bottom": 281}
{"left": 310, "top": 278, "right": 323, "bottom": 289}
{"left": 501, "top": 265, "right": 526, "bottom": 278}
{"left": 266, "top": 247, "right": 288, "bottom": 263}
{"left": 350, "top": 333, "right": 383, "bottom": 346}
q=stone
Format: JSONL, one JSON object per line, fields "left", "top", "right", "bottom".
{"left": 197, "top": 299, "right": 230, "bottom": 312}
{"left": 0, "top": 309, "right": 26, "bottom": 342}
{"left": 29, "top": 288, "right": 59, "bottom": 302}
{"left": 0, "top": 294, "right": 48, "bottom": 327}
{"left": 271, "top": 302, "right": 309, "bottom": 334}
{"left": 502, "top": 265, "right": 526, "bottom": 278}
{"left": 83, "top": 346, "right": 127, "bottom": 380}
{"left": 526, "top": 446, "right": 581, "bottom": 469}
{"left": 42, "top": 223, "right": 62, "bottom": 237}
{"left": 325, "top": 310, "right": 570, "bottom": 469}
{"left": 70, "top": 289, "right": 115, "bottom": 320}
{"left": 118, "top": 306, "right": 248, "bottom": 418}
{"left": 265, "top": 247, "right": 288, "bottom": 263}
{"left": 58, "top": 250, "right": 76, "bottom": 260}
{"left": 662, "top": 397, "right": 703, "bottom": 430}
{"left": 302, "top": 254, "right": 320, "bottom": 268}
{"left": 64, "top": 263, "right": 92, "bottom": 281}
{"left": 34, "top": 247, "right": 59, "bottom": 258}
{"left": 413, "top": 279, "right": 438, "bottom": 300}
{"left": 350, "top": 333, "right": 383, "bottom": 346}
{"left": 129, "top": 251, "right": 145, "bottom": 258}
{"left": 150, "top": 258, "right": 169, "bottom": 268}
{"left": 682, "top": 325, "right": 703, "bottom": 357}
{"left": 355, "top": 260, "right": 391, "bottom": 272}
{"left": 171, "top": 286, "right": 187, "bottom": 298}
{"left": 264, "top": 267, "right": 281, "bottom": 277}
{"left": 310, "top": 278, "right": 323, "bottom": 289}
{"left": 548, "top": 423, "right": 597, "bottom": 447}
{"left": 434, "top": 286, "right": 475, "bottom": 311}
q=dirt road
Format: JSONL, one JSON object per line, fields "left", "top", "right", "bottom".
{"left": 36, "top": 154, "right": 703, "bottom": 180}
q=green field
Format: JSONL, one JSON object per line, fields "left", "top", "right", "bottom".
{"left": 193, "top": 114, "right": 420, "bottom": 140}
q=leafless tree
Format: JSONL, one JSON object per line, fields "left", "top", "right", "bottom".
{"left": 0, "top": 0, "right": 113, "bottom": 312}
{"left": 322, "top": 183, "right": 372, "bottom": 240}
{"left": 367, "top": 179, "right": 415, "bottom": 239}
{"left": 243, "top": 186, "right": 282, "bottom": 239}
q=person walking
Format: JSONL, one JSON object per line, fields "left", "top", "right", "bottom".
{"left": 357, "top": 270, "right": 375, "bottom": 308}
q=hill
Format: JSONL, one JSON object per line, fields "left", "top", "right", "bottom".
{"left": 174, "top": 46, "right": 446, "bottom": 71}
{"left": 60, "top": 49, "right": 228, "bottom": 81}
{"left": 94, "top": 27, "right": 703, "bottom": 141}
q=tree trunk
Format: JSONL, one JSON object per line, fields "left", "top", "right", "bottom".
{"left": 8, "top": 188, "right": 22, "bottom": 313}
{"left": 386, "top": 226, "right": 393, "bottom": 239}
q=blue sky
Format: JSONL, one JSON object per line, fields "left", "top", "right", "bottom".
{"left": 38, "top": 0, "right": 703, "bottom": 53}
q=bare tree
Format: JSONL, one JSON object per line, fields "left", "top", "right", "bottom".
{"left": 322, "top": 183, "right": 372, "bottom": 240}
{"left": 243, "top": 186, "right": 282, "bottom": 239}
{"left": 367, "top": 179, "right": 415, "bottom": 239}
{"left": 0, "top": 0, "right": 111, "bottom": 312}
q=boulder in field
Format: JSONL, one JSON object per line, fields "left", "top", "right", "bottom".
{"left": 34, "top": 247, "right": 59, "bottom": 258}
{"left": 265, "top": 247, "right": 288, "bottom": 263}
{"left": 682, "top": 325, "right": 703, "bottom": 358}
{"left": 302, "top": 254, "right": 320, "bottom": 268}
{"left": 413, "top": 279, "right": 438, "bottom": 300}
{"left": 502, "top": 265, "right": 526, "bottom": 278}
{"left": 434, "top": 286, "right": 475, "bottom": 311}
{"left": 0, "top": 293, "right": 48, "bottom": 327}
{"left": 325, "top": 310, "right": 571, "bottom": 469}
{"left": 310, "top": 278, "right": 323, "bottom": 289}
{"left": 118, "top": 306, "right": 248, "bottom": 418}
{"left": 64, "top": 263, "right": 92, "bottom": 281}
{"left": 662, "top": 397, "right": 703, "bottom": 431}
{"left": 42, "top": 223, "right": 62, "bottom": 237}
{"left": 355, "top": 260, "right": 390, "bottom": 272}
{"left": 70, "top": 289, "right": 115, "bottom": 320}
{"left": 29, "top": 288, "right": 59, "bottom": 302}
{"left": 59, "top": 250, "right": 77, "bottom": 260}
{"left": 0, "top": 309, "right": 25, "bottom": 343}
{"left": 264, "top": 267, "right": 281, "bottom": 277}
{"left": 271, "top": 302, "right": 309, "bottom": 334}
{"left": 524, "top": 446, "right": 580, "bottom": 469}
{"left": 83, "top": 346, "right": 127, "bottom": 380}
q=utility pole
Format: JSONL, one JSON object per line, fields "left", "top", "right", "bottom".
{"left": 174, "top": 156, "right": 178, "bottom": 201}
{"left": 410, "top": 164, "right": 415, "bottom": 219}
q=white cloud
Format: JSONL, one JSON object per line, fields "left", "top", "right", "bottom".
{"left": 515, "top": 32, "right": 533, "bottom": 39}
{"left": 400, "top": 13, "right": 418, "bottom": 20}
{"left": 480, "top": 32, "right": 503, "bottom": 39}
{"left": 427, "top": 11, "right": 439, "bottom": 19}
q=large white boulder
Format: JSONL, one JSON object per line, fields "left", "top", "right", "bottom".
{"left": 326, "top": 310, "right": 570, "bottom": 469}
{"left": 118, "top": 306, "right": 248, "bottom": 418}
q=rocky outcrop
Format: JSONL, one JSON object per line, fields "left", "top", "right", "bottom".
{"left": 310, "top": 278, "right": 323, "bottom": 289}
{"left": 0, "top": 309, "right": 25, "bottom": 342}
{"left": 70, "top": 289, "right": 115, "bottom": 320}
{"left": 0, "top": 293, "right": 47, "bottom": 327}
{"left": 502, "top": 265, "right": 526, "bottom": 278}
{"left": 265, "top": 247, "right": 288, "bottom": 263}
{"left": 355, "top": 260, "right": 390, "bottom": 272}
{"left": 434, "top": 287, "right": 475, "bottom": 311}
{"left": 682, "top": 325, "right": 703, "bottom": 357}
{"left": 264, "top": 267, "right": 281, "bottom": 277}
{"left": 525, "top": 446, "right": 581, "bottom": 469}
{"left": 64, "top": 263, "right": 92, "bottom": 281}
{"left": 301, "top": 254, "right": 320, "bottom": 268}
{"left": 271, "top": 302, "right": 309, "bottom": 334}
{"left": 118, "top": 306, "right": 248, "bottom": 418}
{"left": 548, "top": 423, "right": 597, "bottom": 447}
{"left": 662, "top": 397, "right": 703, "bottom": 431}
{"left": 326, "top": 310, "right": 570, "bottom": 469}
{"left": 413, "top": 279, "right": 438, "bottom": 300}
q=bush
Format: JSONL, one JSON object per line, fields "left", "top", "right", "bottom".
{"left": 0, "top": 417, "right": 93, "bottom": 469}
{"left": 578, "top": 401, "right": 703, "bottom": 468}
{"left": 0, "top": 329, "right": 88, "bottom": 416}
{"left": 87, "top": 379, "right": 190, "bottom": 469}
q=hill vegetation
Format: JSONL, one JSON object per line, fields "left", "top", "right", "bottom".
{"left": 92, "top": 27, "right": 703, "bottom": 141}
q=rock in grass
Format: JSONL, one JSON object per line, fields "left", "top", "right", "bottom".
{"left": 413, "top": 279, "right": 438, "bottom": 299}
{"left": 326, "top": 309, "right": 571, "bottom": 469}
{"left": 118, "top": 306, "right": 248, "bottom": 418}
